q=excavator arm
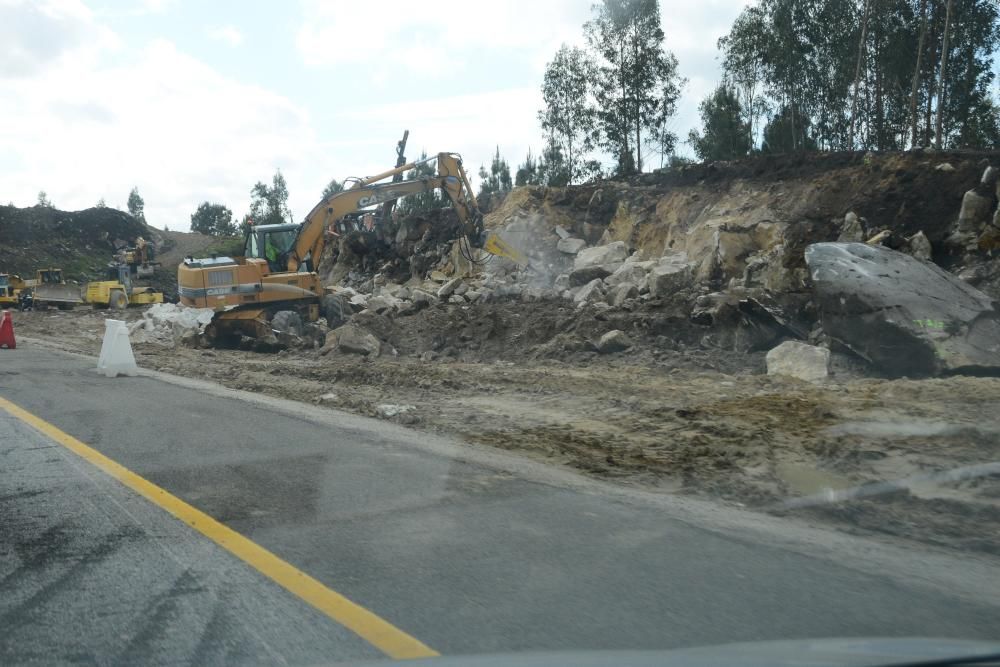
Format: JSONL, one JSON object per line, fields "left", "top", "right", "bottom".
{"left": 287, "top": 152, "right": 482, "bottom": 272}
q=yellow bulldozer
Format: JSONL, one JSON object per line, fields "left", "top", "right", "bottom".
{"left": 178, "top": 148, "right": 509, "bottom": 342}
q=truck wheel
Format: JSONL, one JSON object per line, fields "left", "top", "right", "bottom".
{"left": 321, "top": 294, "right": 351, "bottom": 328}
{"left": 271, "top": 310, "right": 303, "bottom": 336}
{"left": 109, "top": 290, "right": 128, "bottom": 310}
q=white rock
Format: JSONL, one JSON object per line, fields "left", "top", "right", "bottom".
{"left": 605, "top": 263, "right": 650, "bottom": 290}
{"left": 935, "top": 162, "right": 955, "bottom": 172}
{"left": 766, "top": 341, "right": 830, "bottom": 382}
{"left": 376, "top": 404, "right": 415, "bottom": 419}
{"left": 838, "top": 211, "right": 864, "bottom": 242}
{"left": 437, "top": 278, "right": 462, "bottom": 298}
{"left": 557, "top": 238, "right": 587, "bottom": 255}
{"left": 573, "top": 241, "right": 629, "bottom": 271}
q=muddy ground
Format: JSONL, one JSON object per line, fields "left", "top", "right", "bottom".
{"left": 11, "top": 305, "right": 1000, "bottom": 557}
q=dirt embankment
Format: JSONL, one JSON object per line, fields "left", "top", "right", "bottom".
{"left": 0, "top": 203, "right": 231, "bottom": 297}
{"left": 10, "top": 150, "right": 1000, "bottom": 557}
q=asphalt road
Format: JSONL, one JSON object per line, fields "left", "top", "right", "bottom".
{"left": 2, "top": 342, "right": 1000, "bottom": 665}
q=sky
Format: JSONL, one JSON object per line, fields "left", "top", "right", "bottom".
{"left": 0, "top": 0, "right": 748, "bottom": 231}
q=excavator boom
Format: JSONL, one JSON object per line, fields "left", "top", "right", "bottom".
{"left": 178, "top": 148, "right": 488, "bottom": 343}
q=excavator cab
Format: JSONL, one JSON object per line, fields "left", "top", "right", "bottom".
{"left": 244, "top": 223, "right": 302, "bottom": 272}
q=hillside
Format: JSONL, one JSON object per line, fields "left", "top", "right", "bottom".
{"left": 0, "top": 204, "right": 226, "bottom": 295}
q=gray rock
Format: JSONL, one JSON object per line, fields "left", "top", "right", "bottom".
{"left": 573, "top": 241, "right": 629, "bottom": 271}
{"left": 983, "top": 166, "right": 999, "bottom": 188}
{"left": 554, "top": 274, "right": 570, "bottom": 291}
{"left": 557, "top": 237, "right": 587, "bottom": 255}
{"left": 838, "top": 211, "right": 864, "bottom": 242}
{"left": 648, "top": 255, "right": 693, "bottom": 297}
{"left": 569, "top": 265, "right": 615, "bottom": 287}
{"left": 437, "top": 278, "right": 462, "bottom": 298}
{"left": 574, "top": 278, "right": 605, "bottom": 304}
{"left": 364, "top": 295, "right": 401, "bottom": 314}
{"left": 323, "top": 324, "right": 381, "bottom": 357}
{"left": 554, "top": 226, "right": 571, "bottom": 240}
{"left": 317, "top": 392, "right": 340, "bottom": 405}
{"left": 805, "top": 242, "right": 1000, "bottom": 377}
{"left": 410, "top": 289, "right": 437, "bottom": 305}
{"left": 605, "top": 263, "right": 649, "bottom": 290}
{"left": 454, "top": 282, "right": 470, "bottom": 296}
{"left": 465, "top": 289, "right": 481, "bottom": 303}
{"left": 271, "top": 310, "right": 303, "bottom": 336}
{"left": 596, "top": 330, "right": 632, "bottom": 354}
{"left": 957, "top": 189, "right": 993, "bottom": 234}
{"left": 765, "top": 341, "right": 830, "bottom": 382}
{"left": 607, "top": 282, "right": 638, "bottom": 307}
{"left": 448, "top": 294, "right": 467, "bottom": 305}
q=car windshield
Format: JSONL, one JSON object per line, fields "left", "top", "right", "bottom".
{"left": 2, "top": 1, "right": 1000, "bottom": 666}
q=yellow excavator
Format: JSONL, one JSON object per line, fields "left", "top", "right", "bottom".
{"left": 178, "top": 150, "right": 494, "bottom": 341}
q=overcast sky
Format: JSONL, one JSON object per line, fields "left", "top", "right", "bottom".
{"left": 0, "top": 0, "right": 748, "bottom": 231}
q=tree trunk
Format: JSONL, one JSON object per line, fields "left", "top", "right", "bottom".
{"left": 908, "top": 0, "right": 928, "bottom": 147}
{"left": 849, "top": 0, "right": 872, "bottom": 148}
{"left": 934, "top": 0, "right": 954, "bottom": 149}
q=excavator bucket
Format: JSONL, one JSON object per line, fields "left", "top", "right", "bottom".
{"left": 483, "top": 233, "right": 528, "bottom": 266}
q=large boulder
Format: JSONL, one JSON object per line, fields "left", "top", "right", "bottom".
{"left": 805, "top": 242, "right": 1000, "bottom": 377}
{"left": 573, "top": 241, "right": 629, "bottom": 271}
{"left": 557, "top": 238, "right": 587, "bottom": 255}
{"left": 596, "top": 330, "right": 632, "bottom": 354}
{"left": 574, "top": 278, "right": 606, "bottom": 304}
{"left": 647, "top": 253, "right": 693, "bottom": 298}
{"left": 766, "top": 341, "right": 830, "bottom": 382}
{"left": 957, "top": 189, "right": 993, "bottom": 234}
{"left": 322, "top": 324, "right": 381, "bottom": 357}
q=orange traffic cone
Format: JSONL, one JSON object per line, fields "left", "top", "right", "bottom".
{"left": 0, "top": 310, "right": 15, "bottom": 349}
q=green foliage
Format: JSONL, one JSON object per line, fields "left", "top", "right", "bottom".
{"left": 96, "top": 197, "right": 107, "bottom": 208}
{"left": 396, "top": 151, "right": 445, "bottom": 216}
{"left": 477, "top": 147, "right": 513, "bottom": 199}
{"left": 190, "top": 202, "right": 236, "bottom": 236}
{"left": 127, "top": 187, "right": 146, "bottom": 223}
{"left": 37, "top": 191, "right": 52, "bottom": 208}
{"left": 584, "top": 0, "right": 683, "bottom": 175}
{"left": 762, "top": 105, "right": 819, "bottom": 153}
{"left": 248, "top": 170, "right": 292, "bottom": 226}
{"left": 688, "top": 85, "right": 752, "bottom": 161}
{"left": 539, "top": 44, "right": 597, "bottom": 184}
{"left": 717, "top": 0, "right": 1000, "bottom": 151}
{"left": 322, "top": 178, "right": 344, "bottom": 199}
{"left": 515, "top": 149, "right": 544, "bottom": 187}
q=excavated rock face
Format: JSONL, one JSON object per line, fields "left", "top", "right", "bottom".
{"left": 805, "top": 242, "right": 1000, "bottom": 377}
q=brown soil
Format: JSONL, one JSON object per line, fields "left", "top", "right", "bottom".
{"left": 13, "top": 305, "right": 1000, "bottom": 557}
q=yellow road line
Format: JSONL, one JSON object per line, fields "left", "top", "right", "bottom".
{"left": 0, "top": 395, "right": 438, "bottom": 660}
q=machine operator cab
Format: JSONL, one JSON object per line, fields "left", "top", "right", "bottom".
{"left": 244, "top": 223, "right": 304, "bottom": 273}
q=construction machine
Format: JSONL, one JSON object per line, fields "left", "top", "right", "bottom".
{"left": 0, "top": 274, "right": 18, "bottom": 307}
{"left": 86, "top": 262, "right": 163, "bottom": 309}
{"left": 28, "top": 268, "right": 84, "bottom": 309}
{"left": 178, "top": 150, "right": 490, "bottom": 341}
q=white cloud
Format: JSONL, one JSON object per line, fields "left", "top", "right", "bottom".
{"left": 296, "top": 0, "right": 587, "bottom": 75}
{"left": 0, "top": 9, "right": 317, "bottom": 230}
{"left": 207, "top": 25, "right": 244, "bottom": 47}
{"left": 0, "top": 0, "right": 119, "bottom": 77}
